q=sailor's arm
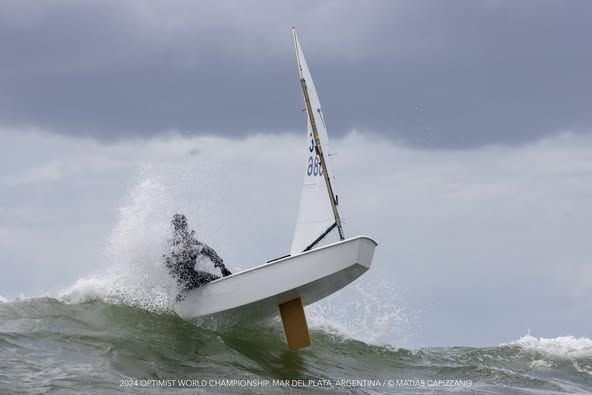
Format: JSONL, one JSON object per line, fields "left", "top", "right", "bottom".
{"left": 198, "top": 242, "right": 232, "bottom": 276}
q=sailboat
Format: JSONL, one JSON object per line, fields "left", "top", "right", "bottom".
{"left": 174, "top": 28, "right": 377, "bottom": 349}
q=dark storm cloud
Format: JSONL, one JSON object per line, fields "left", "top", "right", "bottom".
{"left": 1, "top": 1, "right": 591, "bottom": 147}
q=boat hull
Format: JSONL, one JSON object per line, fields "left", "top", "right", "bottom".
{"left": 173, "top": 235, "right": 377, "bottom": 321}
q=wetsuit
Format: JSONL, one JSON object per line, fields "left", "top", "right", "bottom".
{"left": 164, "top": 214, "right": 231, "bottom": 296}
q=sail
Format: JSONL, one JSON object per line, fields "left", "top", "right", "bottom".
{"left": 290, "top": 28, "right": 344, "bottom": 255}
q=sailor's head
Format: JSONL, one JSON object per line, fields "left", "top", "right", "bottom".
{"left": 172, "top": 213, "right": 188, "bottom": 232}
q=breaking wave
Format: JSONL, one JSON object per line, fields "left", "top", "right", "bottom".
{"left": 505, "top": 334, "right": 592, "bottom": 360}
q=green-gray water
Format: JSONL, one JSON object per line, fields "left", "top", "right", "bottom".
{"left": 0, "top": 297, "right": 590, "bottom": 394}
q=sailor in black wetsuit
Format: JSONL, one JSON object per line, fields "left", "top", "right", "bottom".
{"left": 164, "top": 214, "right": 231, "bottom": 298}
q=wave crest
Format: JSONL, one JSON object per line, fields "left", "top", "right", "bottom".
{"left": 505, "top": 334, "right": 592, "bottom": 359}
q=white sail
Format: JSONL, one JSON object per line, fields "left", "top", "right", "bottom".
{"left": 290, "top": 28, "right": 344, "bottom": 255}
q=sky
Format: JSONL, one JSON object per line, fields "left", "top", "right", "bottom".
{"left": 2, "top": 1, "right": 591, "bottom": 147}
{"left": 0, "top": 1, "right": 591, "bottom": 347}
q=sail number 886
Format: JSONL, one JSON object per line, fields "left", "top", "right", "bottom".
{"left": 307, "top": 155, "right": 323, "bottom": 177}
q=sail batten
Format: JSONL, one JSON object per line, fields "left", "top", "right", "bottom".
{"left": 290, "top": 28, "right": 344, "bottom": 255}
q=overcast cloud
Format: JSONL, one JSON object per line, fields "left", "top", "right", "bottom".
{"left": 1, "top": 1, "right": 591, "bottom": 147}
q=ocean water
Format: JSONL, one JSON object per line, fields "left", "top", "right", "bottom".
{"left": 0, "top": 297, "right": 590, "bottom": 394}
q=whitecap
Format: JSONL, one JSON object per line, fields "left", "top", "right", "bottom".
{"left": 504, "top": 334, "right": 592, "bottom": 359}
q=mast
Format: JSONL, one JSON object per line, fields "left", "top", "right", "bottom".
{"left": 292, "top": 27, "right": 345, "bottom": 242}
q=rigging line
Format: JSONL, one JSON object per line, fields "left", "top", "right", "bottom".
{"left": 303, "top": 222, "right": 337, "bottom": 252}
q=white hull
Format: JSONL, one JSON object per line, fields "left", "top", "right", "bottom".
{"left": 173, "top": 235, "right": 377, "bottom": 321}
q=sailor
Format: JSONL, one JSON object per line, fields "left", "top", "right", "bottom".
{"left": 163, "top": 213, "right": 231, "bottom": 297}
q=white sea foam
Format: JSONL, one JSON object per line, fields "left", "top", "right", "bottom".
{"left": 504, "top": 334, "right": 592, "bottom": 360}
{"left": 0, "top": 295, "right": 7, "bottom": 303}
{"left": 529, "top": 359, "right": 552, "bottom": 370}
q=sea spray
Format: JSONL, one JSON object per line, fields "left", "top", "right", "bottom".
{"left": 58, "top": 159, "right": 225, "bottom": 312}
{"left": 306, "top": 278, "right": 418, "bottom": 347}
{"left": 60, "top": 174, "right": 181, "bottom": 311}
